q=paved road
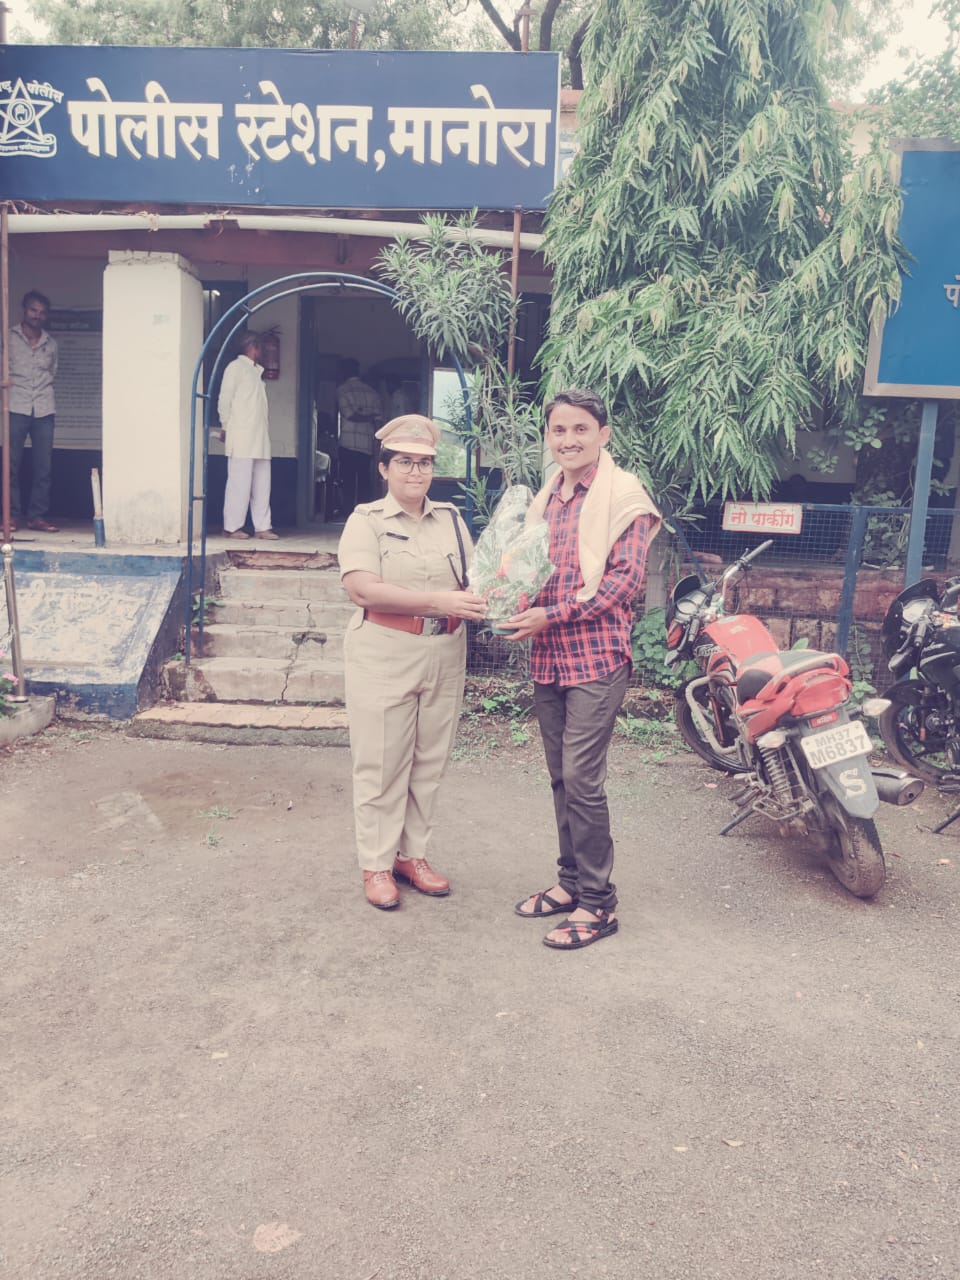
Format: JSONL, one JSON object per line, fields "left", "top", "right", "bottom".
{"left": 2, "top": 725, "right": 959, "bottom": 1279}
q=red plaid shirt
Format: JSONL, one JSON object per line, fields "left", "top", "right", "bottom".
{"left": 531, "top": 465, "right": 655, "bottom": 687}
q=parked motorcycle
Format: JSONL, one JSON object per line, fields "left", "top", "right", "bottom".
{"left": 878, "top": 577, "right": 960, "bottom": 784}
{"left": 664, "top": 540, "right": 922, "bottom": 898}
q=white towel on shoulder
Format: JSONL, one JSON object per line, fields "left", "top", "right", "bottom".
{"left": 526, "top": 449, "right": 661, "bottom": 602}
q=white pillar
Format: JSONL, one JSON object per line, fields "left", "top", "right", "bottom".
{"left": 102, "top": 251, "right": 203, "bottom": 544}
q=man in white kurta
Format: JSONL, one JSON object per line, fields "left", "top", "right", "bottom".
{"left": 218, "top": 332, "right": 277, "bottom": 539}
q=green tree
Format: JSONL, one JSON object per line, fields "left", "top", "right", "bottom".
{"left": 540, "top": 0, "right": 906, "bottom": 505}
{"left": 25, "top": 0, "right": 456, "bottom": 50}
{"left": 868, "top": 0, "right": 960, "bottom": 137}
{"left": 820, "top": 0, "right": 904, "bottom": 99}
{"left": 807, "top": 0, "right": 960, "bottom": 555}
{"left": 377, "top": 214, "right": 545, "bottom": 519}
{"left": 460, "top": 0, "right": 597, "bottom": 86}
{"left": 23, "top": 0, "right": 592, "bottom": 79}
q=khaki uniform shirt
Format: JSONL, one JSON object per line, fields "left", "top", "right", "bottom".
{"left": 338, "top": 493, "right": 473, "bottom": 604}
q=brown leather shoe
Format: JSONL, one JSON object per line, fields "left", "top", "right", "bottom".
{"left": 392, "top": 856, "right": 450, "bottom": 897}
{"left": 363, "top": 869, "right": 400, "bottom": 910}
{"left": 224, "top": 529, "right": 250, "bottom": 539}
{"left": 27, "top": 518, "right": 59, "bottom": 532}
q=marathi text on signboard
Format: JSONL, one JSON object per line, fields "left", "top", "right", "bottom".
{"left": 0, "top": 47, "right": 561, "bottom": 211}
{"left": 722, "top": 502, "right": 803, "bottom": 535}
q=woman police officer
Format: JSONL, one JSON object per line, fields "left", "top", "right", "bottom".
{"left": 337, "top": 415, "right": 487, "bottom": 909}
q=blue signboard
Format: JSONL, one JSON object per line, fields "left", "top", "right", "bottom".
{"left": 865, "top": 141, "right": 960, "bottom": 398}
{"left": 0, "top": 46, "right": 560, "bottom": 211}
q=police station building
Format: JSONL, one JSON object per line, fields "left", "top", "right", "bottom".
{"left": 1, "top": 44, "right": 569, "bottom": 543}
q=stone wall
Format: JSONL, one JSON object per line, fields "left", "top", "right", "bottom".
{"left": 731, "top": 564, "right": 905, "bottom": 683}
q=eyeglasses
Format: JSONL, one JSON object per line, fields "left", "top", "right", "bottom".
{"left": 392, "top": 457, "right": 434, "bottom": 473}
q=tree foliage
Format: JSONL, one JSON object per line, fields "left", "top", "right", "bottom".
{"left": 541, "top": 0, "right": 906, "bottom": 504}
{"left": 820, "top": 0, "right": 904, "bottom": 99}
{"left": 25, "top": 0, "right": 456, "bottom": 50}
{"left": 377, "top": 214, "right": 515, "bottom": 365}
{"left": 24, "top": 0, "right": 591, "bottom": 79}
{"left": 457, "top": 0, "right": 597, "bottom": 86}
{"left": 376, "top": 216, "right": 544, "bottom": 508}
{"left": 25, "top": 0, "right": 594, "bottom": 83}
{"left": 867, "top": 0, "right": 960, "bottom": 138}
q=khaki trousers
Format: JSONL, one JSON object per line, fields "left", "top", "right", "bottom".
{"left": 344, "top": 618, "right": 466, "bottom": 871}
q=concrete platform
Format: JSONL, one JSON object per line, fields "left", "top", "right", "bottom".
{"left": 129, "top": 699, "right": 350, "bottom": 746}
{"left": 3, "top": 521, "right": 350, "bottom": 717}
{"left": 0, "top": 695, "right": 56, "bottom": 746}
{"left": 2, "top": 518, "right": 344, "bottom": 559}
{"left": 5, "top": 549, "right": 183, "bottom": 718}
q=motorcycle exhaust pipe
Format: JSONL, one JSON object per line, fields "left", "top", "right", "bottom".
{"left": 871, "top": 768, "right": 925, "bottom": 806}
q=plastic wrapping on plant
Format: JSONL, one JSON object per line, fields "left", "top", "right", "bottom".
{"left": 468, "top": 485, "right": 556, "bottom": 622}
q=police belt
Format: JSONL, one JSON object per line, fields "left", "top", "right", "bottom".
{"left": 363, "top": 609, "right": 461, "bottom": 636}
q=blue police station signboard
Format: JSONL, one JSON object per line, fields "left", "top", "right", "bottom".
{"left": 0, "top": 46, "right": 561, "bottom": 211}
{"left": 865, "top": 141, "right": 960, "bottom": 399}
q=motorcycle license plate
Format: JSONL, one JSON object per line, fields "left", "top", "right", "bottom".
{"left": 799, "top": 720, "right": 873, "bottom": 769}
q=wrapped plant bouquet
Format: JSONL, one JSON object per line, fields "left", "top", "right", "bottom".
{"left": 468, "top": 485, "right": 555, "bottom": 626}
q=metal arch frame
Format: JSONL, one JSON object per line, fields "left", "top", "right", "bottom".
{"left": 184, "top": 271, "right": 473, "bottom": 665}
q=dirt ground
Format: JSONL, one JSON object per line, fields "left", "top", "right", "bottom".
{"left": 2, "top": 715, "right": 960, "bottom": 1280}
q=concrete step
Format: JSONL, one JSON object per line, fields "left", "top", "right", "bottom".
{"left": 217, "top": 566, "right": 347, "bottom": 604}
{"left": 200, "top": 624, "right": 297, "bottom": 660}
{"left": 128, "top": 700, "right": 349, "bottom": 747}
{"left": 157, "top": 560, "right": 352, "bottom": 712}
{"left": 199, "top": 623, "right": 346, "bottom": 662}
{"left": 207, "top": 598, "right": 354, "bottom": 629}
{"left": 162, "top": 655, "right": 346, "bottom": 705}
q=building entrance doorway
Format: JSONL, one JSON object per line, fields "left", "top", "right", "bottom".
{"left": 298, "top": 290, "right": 427, "bottom": 524}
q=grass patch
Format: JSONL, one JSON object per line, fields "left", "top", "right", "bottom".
{"left": 615, "top": 713, "right": 682, "bottom": 763}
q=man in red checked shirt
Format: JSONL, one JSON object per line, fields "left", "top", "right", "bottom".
{"left": 502, "top": 389, "right": 661, "bottom": 950}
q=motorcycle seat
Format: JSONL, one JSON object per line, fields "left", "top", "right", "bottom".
{"left": 736, "top": 649, "right": 841, "bottom": 701}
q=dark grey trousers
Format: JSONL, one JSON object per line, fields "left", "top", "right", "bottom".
{"left": 9, "top": 412, "right": 55, "bottom": 520}
{"left": 533, "top": 663, "right": 630, "bottom": 915}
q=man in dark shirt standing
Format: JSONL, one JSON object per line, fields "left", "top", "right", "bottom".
{"left": 503, "top": 388, "right": 660, "bottom": 950}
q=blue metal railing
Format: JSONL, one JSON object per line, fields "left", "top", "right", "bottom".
{"left": 672, "top": 501, "right": 955, "bottom": 679}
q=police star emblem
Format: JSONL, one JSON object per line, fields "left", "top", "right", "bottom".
{"left": 0, "top": 77, "right": 60, "bottom": 158}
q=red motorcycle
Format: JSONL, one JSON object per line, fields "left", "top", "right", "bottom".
{"left": 664, "top": 540, "right": 922, "bottom": 898}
